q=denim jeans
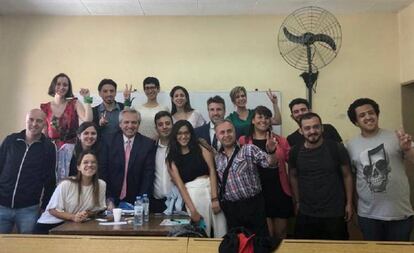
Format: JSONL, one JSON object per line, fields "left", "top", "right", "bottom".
{"left": 358, "top": 215, "right": 413, "bottom": 241}
{"left": 0, "top": 204, "right": 40, "bottom": 234}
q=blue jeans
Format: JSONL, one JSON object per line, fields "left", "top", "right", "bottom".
{"left": 0, "top": 204, "right": 40, "bottom": 234}
{"left": 358, "top": 215, "right": 413, "bottom": 241}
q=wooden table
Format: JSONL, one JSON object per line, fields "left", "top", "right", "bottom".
{"left": 1, "top": 234, "right": 188, "bottom": 253}
{"left": 277, "top": 239, "right": 414, "bottom": 253}
{"left": 50, "top": 214, "right": 189, "bottom": 236}
{"left": 186, "top": 239, "right": 414, "bottom": 253}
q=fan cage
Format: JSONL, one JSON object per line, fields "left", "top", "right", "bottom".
{"left": 278, "top": 6, "right": 342, "bottom": 72}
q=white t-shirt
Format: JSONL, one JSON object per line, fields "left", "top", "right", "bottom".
{"left": 37, "top": 179, "right": 107, "bottom": 224}
{"left": 135, "top": 104, "right": 169, "bottom": 140}
{"left": 173, "top": 110, "right": 206, "bottom": 128}
{"left": 346, "top": 129, "right": 414, "bottom": 220}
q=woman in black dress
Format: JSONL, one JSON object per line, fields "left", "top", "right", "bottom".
{"left": 239, "top": 106, "right": 293, "bottom": 239}
{"left": 166, "top": 120, "right": 226, "bottom": 237}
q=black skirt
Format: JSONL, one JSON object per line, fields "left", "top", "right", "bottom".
{"left": 259, "top": 168, "right": 294, "bottom": 218}
{"left": 252, "top": 138, "right": 294, "bottom": 219}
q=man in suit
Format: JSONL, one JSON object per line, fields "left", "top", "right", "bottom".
{"left": 195, "top": 95, "right": 226, "bottom": 151}
{"left": 100, "top": 108, "right": 156, "bottom": 209}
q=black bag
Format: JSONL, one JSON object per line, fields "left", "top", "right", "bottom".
{"left": 168, "top": 223, "right": 208, "bottom": 238}
{"left": 219, "top": 227, "right": 254, "bottom": 253}
{"left": 219, "top": 227, "right": 281, "bottom": 253}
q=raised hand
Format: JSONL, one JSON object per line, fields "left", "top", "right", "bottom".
{"left": 79, "top": 88, "right": 90, "bottom": 98}
{"left": 124, "top": 84, "right": 133, "bottom": 100}
{"left": 266, "top": 89, "right": 278, "bottom": 105}
{"left": 265, "top": 131, "right": 277, "bottom": 153}
{"left": 99, "top": 111, "right": 108, "bottom": 126}
{"left": 396, "top": 128, "right": 413, "bottom": 152}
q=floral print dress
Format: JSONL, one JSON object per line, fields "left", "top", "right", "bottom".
{"left": 41, "top": 98, "right": 79, "bottom": 182}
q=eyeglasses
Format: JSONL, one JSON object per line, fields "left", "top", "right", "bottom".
{"left": 144, "top": 86, "right": 158, "bottom": 91}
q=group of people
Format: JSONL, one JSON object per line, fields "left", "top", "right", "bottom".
{"left": 0, "top": 73, "right": 413, "bottom": 242}
{"left": 286, "top": 98, "right": 414, "bottom": 241}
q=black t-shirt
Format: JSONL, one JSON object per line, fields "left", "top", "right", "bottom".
{"left": 288, "top": 140, "right": 349, "bottom": 217}
{"left": 252, "top": 138, "right": 278, "bottom": 179}
{"left": 176, "top": 150, "right": 209, "bottom": 184}
{"left": 287, "top": 123, "right": 342, "bottom": 147}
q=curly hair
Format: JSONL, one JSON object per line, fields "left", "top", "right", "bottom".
{"left": 347, "top": 98, "right": 380, "bottom": 125}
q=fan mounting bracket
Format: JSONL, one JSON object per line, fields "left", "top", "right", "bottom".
{"left": 300, "top": 71, "right": 319, "bottom": 109}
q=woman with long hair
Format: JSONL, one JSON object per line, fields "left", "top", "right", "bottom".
{"left": 34, "top": 151, "right": 106, "bottom": 234}
{"left": 41, "top": 73, "right": 93, "bottom": 182}
{"left": 238, "top": 106, "right": 293, "bottom": 239}
{"left": 169, "top": 86, "right": 206, "bottom": 128}
{"left": 68, "top": 122, "right": 100, "bottom": 176}
{"left": 227, "top": 86, "right": 281, "bottom": 137}
{"left": 166, "top": 120, "right": 226, "bottom": 237}
{"left": 41, "top": 73, "right": 93, "bottom": 148}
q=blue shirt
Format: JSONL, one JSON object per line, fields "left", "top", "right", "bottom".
{"left": 97, "top": 102, "right": 122, "bottom": 138}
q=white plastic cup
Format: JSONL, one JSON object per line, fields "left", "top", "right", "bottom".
{"left": 113, "top": 208, "right": 122, "bottom": 222}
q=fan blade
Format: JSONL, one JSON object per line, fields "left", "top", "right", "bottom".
{"left": 313, "top": 34, "right": 336, "bottom": 51}
{"left": 283, "top": 27, "right": 305, "bottom": 45}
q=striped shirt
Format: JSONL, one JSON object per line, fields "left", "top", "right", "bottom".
{"left": 215, "top": 144, "right": 270, "bottom": 202}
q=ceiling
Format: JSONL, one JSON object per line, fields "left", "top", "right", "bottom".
{"left": 0, "top": 0, "right": 413, "bottom": 16}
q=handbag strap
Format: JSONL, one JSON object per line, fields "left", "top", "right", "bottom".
{"left": 219, "top": 145, "right": 240, "bottom": 202}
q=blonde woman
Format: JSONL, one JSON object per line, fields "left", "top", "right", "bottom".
{"left": 227, "top": 86, "right": 281, "bottom": 137}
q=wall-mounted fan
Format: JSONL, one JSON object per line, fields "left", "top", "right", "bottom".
{"left": 278, "top": 6, "right": 342, "bottom": 108}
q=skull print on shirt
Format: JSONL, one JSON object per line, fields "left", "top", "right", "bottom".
{"left": 359, "top": 144, "right": 391, "bottom": 193}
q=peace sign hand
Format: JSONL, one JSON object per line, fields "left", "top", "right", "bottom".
{"left": 123, "top": 84, "right": 133, "bottom": 100}
{"left": 99, "top": 112, "right": 108, "bottom": 126}
{"left": 265, "top": 131, "right": 277, "bottom": 153}
{"left": 266, "top": 89, "right": 278, "bottom": 105}
{"left": 396, "top": 128, "right": 413, "bottom": 152}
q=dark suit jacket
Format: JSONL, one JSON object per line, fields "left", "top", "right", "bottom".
{"left": 99, "top": 131, "right": 156, "bottom": 205}
{"left": 194, "top": 122, "right": 212, "bottom": 145}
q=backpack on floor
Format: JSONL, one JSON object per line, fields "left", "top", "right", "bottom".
{"left": 219, "top": 227, "right": 281, "bottom": 253}
{"left": 168, "top": 220, "right": 208, "bottom": 238}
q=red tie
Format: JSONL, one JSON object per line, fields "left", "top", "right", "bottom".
{"left": 120, "top": 139, "right": 131, "bottom": 200}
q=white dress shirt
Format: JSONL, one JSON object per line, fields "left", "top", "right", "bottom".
{"left": 209, "top": 122, "right": 221, "bottom": 151}
{"left": 122, "top": 135, "right": 135, "bottom": 151}
{"left": 153, "top": 141, "right": 173, "bottom": 199}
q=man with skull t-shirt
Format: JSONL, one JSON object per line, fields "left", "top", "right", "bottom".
{"left": 346, "top": 98, "right": 414, "bottom": 241}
